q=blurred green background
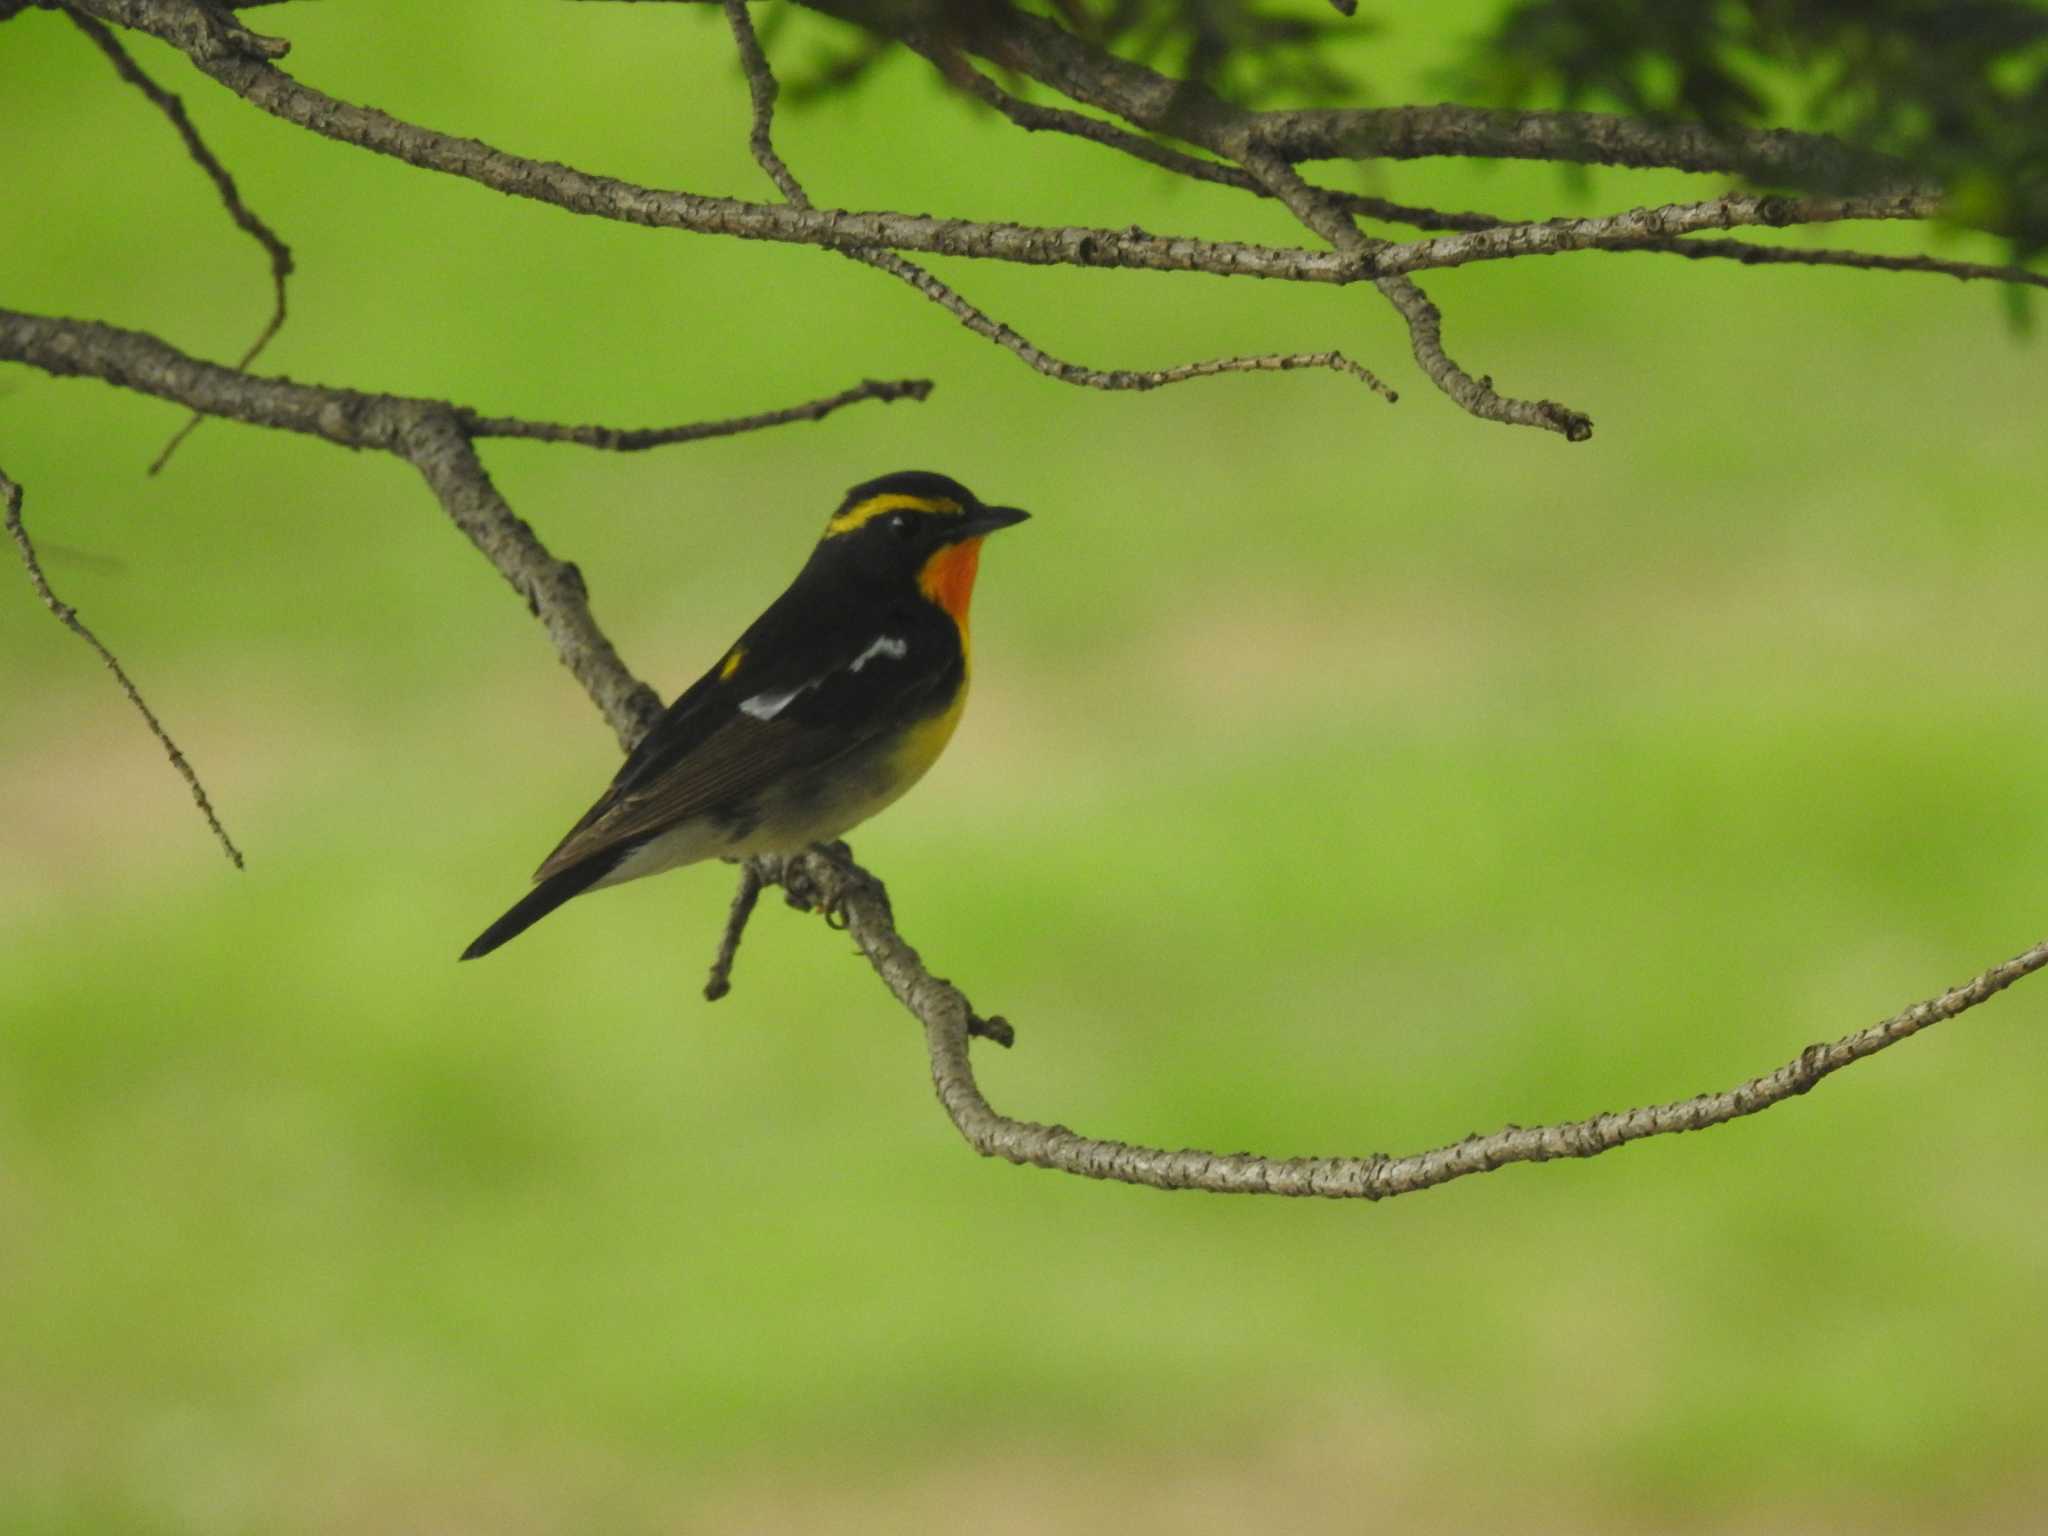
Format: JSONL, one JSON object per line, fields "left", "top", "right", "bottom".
{"left": 5, "top": 2, "right": 2047, "bottom": 1531}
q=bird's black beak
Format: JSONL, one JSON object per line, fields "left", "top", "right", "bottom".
{"left": 957, "top": 504, "right": 1030, "bottom": 539}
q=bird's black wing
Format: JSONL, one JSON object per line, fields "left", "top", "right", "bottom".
{"left": 532, "top": 599, "right": 956, "bottom": 881}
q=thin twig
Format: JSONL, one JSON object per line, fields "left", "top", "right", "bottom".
{"left": 862, "top": 244, "right": 1397, "bottom": 397}
{"left": 937, "top": 43, "right": 1509, "bottom": 234}
{"left": 703, "top": 861, "right": 764, "bottom": 1001}
{"left": 460, "top": 376, "right": 934, "bottom": 448}
{"left": 1368, "top": 190, "right": 1942, "bottom": 278}
{"left": 2, "top": 466, "right": 244, "bottom": 867}
{"left": 722, "top": 0, "right": 1395, "bottom": 403}
{"left": 1620, "top": 235, "right": 2048, "bottom": 291}
{"left": 67, "top": 8, "right": 294, "bottom": 475}
{"left": 1247, "top": 149, "right": 1593, "bottom": 440}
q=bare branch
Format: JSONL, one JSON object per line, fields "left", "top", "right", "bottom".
{"left": 400, "top": 413, "right": 665, "bottom": 751}
{"left": 723, "top": 0, "right": 806, "bottom": 204}
{"left": 702, "top": 860, "right": 763, "bottom": 1002}
{"left": 66, "top": 7, "right": 295, "bottom": 474}
{"left": 2, "top": 465, "right": 244, "bottom": 867}
{"left": 858, "top": 242, "right": 1398, "bottom": 399}
{"left": 61, "top": 0, "right": 2028, "bottom": 459}
{"left": 0, "top": 305, "right": 925, "bottom": 748}
{"left": 78, "top": 0, "right": 1361, "bottom": 285}
{"left": 1374, "top": 272, "right": 1593, "bottom": 441}
{"left": 1618, "top": 236, "right": 2048, "bottom": 292}
{"left": 460, "top": 376, "right": 934, "bottom": 449}
{"left": 756, "top": 843, "right": 2048, "bottom": 1199}
{"left": 721, "top": 0, "right": 1396, "bottom": 404}
{"left": 1246, "top": 148, "right": 1593, "bottom": 440}
{"left": 63, "top": 0, "right": 287, "bottom": 64}
{"left": 1371, "top": 190, "right": 1947, "bottom": 278}
{"left": 902, "top": 26, "right": 1513, "bottom": 236}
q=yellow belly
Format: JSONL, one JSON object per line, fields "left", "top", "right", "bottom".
{"left": 594, "top": 686, "right": 970, "bottom": 888}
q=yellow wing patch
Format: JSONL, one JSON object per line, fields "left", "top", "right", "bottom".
{"left": 825, "top": 492, "right": 961, "bottom": 538}
{"left": 719, "top": 647, "right": 745, "bottom": 680}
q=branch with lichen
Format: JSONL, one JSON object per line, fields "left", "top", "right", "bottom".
{"left": 57, "top": 0, "right": 2042, "bottom": 446}
{"left": 720, "top": 0, "right": 1397, "bottom": 404}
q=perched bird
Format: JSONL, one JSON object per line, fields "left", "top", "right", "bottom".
{"left": 461, "top": 470, "right": 1030, "bottom": 960}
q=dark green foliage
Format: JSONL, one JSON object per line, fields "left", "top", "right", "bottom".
{"left": 1464, "top": 0, "right": 2048, "bottom": 250}
{"left": 781, "top": 0, "right": 2048, "bottom": 261}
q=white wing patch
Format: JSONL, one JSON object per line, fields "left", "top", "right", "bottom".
{"left": 738, "top": 686, "right": 806, "bottom": 722}
{"left": 738, "top": 635, "right": 908, "bottom": 722}
{"left": 850, "top": 636, "right": 908, "bottom": 672}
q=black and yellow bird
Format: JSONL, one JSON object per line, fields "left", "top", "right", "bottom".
{"left": 460, "top": 471, "right": 1029, "bottom": 960}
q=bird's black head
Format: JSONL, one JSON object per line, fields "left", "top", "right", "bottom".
{"left": 812, "top": 470, "right": 1030, "bottom": 588}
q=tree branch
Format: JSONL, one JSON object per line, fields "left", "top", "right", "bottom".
{"left": 748, "top": 844, "right": 2048, "bottom": 1198}
{"left": 66, "top": 6, "right": 294, "bottom": 474}
{"left": 935, "top": 51, "right": 2038, "bottom": 295}
{"left": 0, "top": 306, "right": 925, "bottom": 750}
{"left": 702, "top": 859, "right": 763, "bottom": 1002}
{"left": 59, "top": 0, "right": 2039, "bottom": 442}
{"left": 1245, "top": 148, "right": 1594, "bottom": 439}
{"left": 3, "top": 464, "right": 244, "bottom": 866}
{"left": 720, "top": 0, "right": 1396, "bottom": 403}
{"left": 812, "top": 0, "right": 1916, "bottom": 192}
{"left": 459, "top": 376, "right": 932, "bottom": 449}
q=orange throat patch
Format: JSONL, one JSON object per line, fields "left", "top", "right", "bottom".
{"left": 918, "top": 537, "right": 985, "bottom": 648}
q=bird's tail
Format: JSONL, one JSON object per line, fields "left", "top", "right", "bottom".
{"left": 460, "top": 858, "right": 614, "bottom": 961}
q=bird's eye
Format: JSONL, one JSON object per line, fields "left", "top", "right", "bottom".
{"left": 886, "top": 512, "right": 917, "bottom": 539}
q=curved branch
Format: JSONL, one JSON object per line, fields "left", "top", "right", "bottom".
{"left": 0, "top": 306, "right": 923, "bottom": 748}
{"left": 1617, "top": 236, "right": 2048, "bottom": 291}
{"left": 754, "top": 844, "right": 2048, "bottom": 1199}
{"left": 1245, "top": 148, "right": 1593, "bottom": 439}
{"left": 66, "top": 7, "right": 295, "bottom": 474}
{"left": 3, "top": 464, "right": 244, "bottom": 866}
{"left": 722, "top": 0, "right": 1395, "bottom": 404}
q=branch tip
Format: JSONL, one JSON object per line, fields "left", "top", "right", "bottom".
{"left": 704, "top": 861, "right": 765, "bottom": 1001}
{"left": 69, "top": 7, "right": 294, "bottom": 474}
{"left": 2, "top": 466, "right": 245, "bottom": 868}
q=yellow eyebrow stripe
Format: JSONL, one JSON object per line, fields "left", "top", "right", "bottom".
{"left": 825, "top": 492, "right": 961, "bottom": 537}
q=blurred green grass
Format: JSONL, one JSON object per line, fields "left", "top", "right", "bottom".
{"left": 5, "top": 2, "right": 2047, "bottom": 1531}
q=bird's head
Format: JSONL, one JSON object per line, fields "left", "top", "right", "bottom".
{"left": 815, "top": 470, "right": 1030, "bottom": 626}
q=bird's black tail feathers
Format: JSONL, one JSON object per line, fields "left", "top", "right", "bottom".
{"left": 460, "top": 857, "right": 615, "bottom": 961}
